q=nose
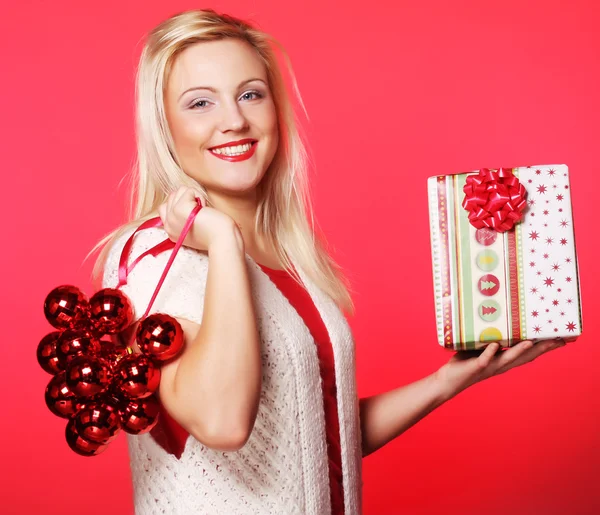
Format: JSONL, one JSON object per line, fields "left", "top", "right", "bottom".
{"left": 219, "top": 101, "right": 249, "bottom": 133}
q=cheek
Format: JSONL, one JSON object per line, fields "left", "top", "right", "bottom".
{"left": 266, "top": 104, "right": 278, "bottom": 137}
{"left": 260, "top": 105, "right": 279, "bottom": 150}
{"left": 173, "top": 115, "right": 212, "bottom": 153}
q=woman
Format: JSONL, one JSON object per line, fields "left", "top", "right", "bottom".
{"left": 95, "top": 9, "right": 565, "bottom": 515}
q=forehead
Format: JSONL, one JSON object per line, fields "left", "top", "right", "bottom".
{"left": 167, "top": 39, "right": 267, "bottom": 94}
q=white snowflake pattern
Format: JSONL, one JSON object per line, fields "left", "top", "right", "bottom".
{"left": 518, "top": 165, "right": 579, "bottom": 339}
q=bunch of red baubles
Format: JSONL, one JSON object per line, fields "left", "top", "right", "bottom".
{"left": 37, "top": 285, "right": 184, "bottom": 457}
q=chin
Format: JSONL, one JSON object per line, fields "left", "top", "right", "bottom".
{"left": 213, "top": 176, "right": 265, "bottom": 197}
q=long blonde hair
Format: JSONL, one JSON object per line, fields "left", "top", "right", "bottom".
{"left": 89, "top": 9, "right": 355, "bottom": 315}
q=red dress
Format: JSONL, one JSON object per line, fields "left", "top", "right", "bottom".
{"left": 150, "top": 263, "right": 345, "bottom": 515}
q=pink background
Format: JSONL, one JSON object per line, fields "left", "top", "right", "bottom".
{"left": 2, "top": 0, "right": 599, "bottom": 513}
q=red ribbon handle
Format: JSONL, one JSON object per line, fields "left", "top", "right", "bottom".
{"left": 116, "top": 198, "right": 203, "bottom": 318}
{"left": 117, "top": 218, "right": 172, "bottom": 288}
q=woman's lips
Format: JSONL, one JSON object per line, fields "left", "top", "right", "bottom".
{"left": 208, "top": 140, "right": 257, "bottom": 162}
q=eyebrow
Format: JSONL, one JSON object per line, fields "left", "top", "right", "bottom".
{"left": 178, "top": 78, "right": 267, "bottom": 101}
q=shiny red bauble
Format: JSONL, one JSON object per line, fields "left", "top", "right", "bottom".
{"left": 113, "top": 354, "right": 160, "bottom": 399}
{"left": 98, "top": 339, "right": 130, "bottom": 369}
{"left": 89, "top": 288, "right": 134, "bottom": 335}
{"left": 118, "top": 395, "right": 160, "bottom": 434}
{"left": 42, "top": 288, "right": 186, "bottom": 456}
{"left": 65, "top": 418, "right": 108, "bottom": 457}
{"left": 55, "top": 330, "right": 101, "bottom": 368}
{"left": 36, "top": 331, "right": 63, "bottom": 374}
{"left": 72, "top": 398, "right": 122, "bottom": 444}
{"left": 43, "top": 285, "right": 90, "bottom": 330}
{"left": 66, "top": 355, "right": 112, "bottom": 398}
{"left": 44, "top": 371, "right": 84, "bottom": 419}
{"left": 136, "top": 313, "right": 184, "bottom": 362}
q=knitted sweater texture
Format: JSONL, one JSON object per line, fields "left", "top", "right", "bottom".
{"left": 102, "top": 227, "right": 363, "bottom": 514}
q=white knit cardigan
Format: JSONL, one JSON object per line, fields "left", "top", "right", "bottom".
{"left": 102, "top": 226, "right": 363, "bottom": 515}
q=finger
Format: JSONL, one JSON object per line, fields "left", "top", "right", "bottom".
{"left": 495, "top": 339, "right": 562, "bottom": 375}
{"left": 173, "top": 186, "right": 187, "bottom": 206}
{"left": 534, "top": 338, "right": 566, "bottom": 354}
{"left": 157, "top": 203, "right": 166, "bottom": 224}
{"left": 179, "top": 187, "right": 196, "bottom": 205}
{"left": 502, "top": 339, "right": 534, "bottom": 360}
{"left": 494, "top": 339, "right": 555, "bottom": 372}
{"left": 181, "top": 187, "right": 205, "bottom": 210}
{"left": 185, "top": 183, "right": 206, "bottom": 207}
{"left": 166, "top": 190, "right": 177, "bottom": 215}
{"left": 477, "top": 342, "right": 501, "bottom": 368}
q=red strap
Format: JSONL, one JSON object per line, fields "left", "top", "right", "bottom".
{"left": 116, "top": 199, "right": 203, "bottom": 318}
{"left": 125, "top": 238, "right": 176, "bottom": 283}
{"left": 117, "top": 217, "right": 170, "bottom": 287}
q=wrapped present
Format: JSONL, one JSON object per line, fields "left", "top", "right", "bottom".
{"left": 427, "top": 165, "right": 583, "bottom": 350}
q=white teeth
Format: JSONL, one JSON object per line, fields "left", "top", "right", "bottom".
{"left": 211, "top": 143, "right": 253, "bottom": 156}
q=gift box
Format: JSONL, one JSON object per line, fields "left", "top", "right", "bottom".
{"left": 427, "top": 164, "right": 583, "bottom": 350}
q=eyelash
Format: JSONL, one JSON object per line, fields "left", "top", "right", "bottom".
{"left": 190, "top": 90, "right": 264, "bottom": 109}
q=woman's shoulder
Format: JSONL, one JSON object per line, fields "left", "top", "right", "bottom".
{"left": 102, "top": 223, "right": 209, "bottom": 289}
{"left": 101, "top": 223, "right": 209, "bottom": 323}
{"left": 107, "top": 224, "right": 168, "bottom": 258}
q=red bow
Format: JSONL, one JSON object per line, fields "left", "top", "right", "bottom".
{"left": 462, "top": 168, "right": 527, "bottom": 232}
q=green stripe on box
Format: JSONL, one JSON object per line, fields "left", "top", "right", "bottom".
{"left": 456, "top": 173, "right": 475, "bottom": 347}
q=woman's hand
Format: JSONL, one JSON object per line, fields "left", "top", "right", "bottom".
{"left": 157, "top": 186, "right": 242, "bottom": 251}
{"left": 434, "top": 338, "right": 567, "bottom": 401}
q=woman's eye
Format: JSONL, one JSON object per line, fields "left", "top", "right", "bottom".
{"left": 240, "top": 90, "right": 263, "bottom": 101}
{"left": 189, "top": 91, "right": 262, "bottom": 109}
{"left": 190, "top": 99, "right": 210, "bottom": 109}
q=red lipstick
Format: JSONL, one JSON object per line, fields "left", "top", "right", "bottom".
{"left": 208, "top": 139, "right": 257, "bottom": 162}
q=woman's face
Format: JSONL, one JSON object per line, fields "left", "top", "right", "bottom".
{"left": 165, "top": 38, "right": 279, "bottom": 198}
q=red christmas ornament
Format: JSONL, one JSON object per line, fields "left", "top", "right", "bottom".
{"left": 65, "top": 418, "right": 108, "bottom": 457}
{"left": 43, "top": 285, "right": 90, "bottom": 330}
{"left": 36, "top": 331, "right": 63, "bottom": 374}
{"left": 136, "top": 313, "right": 184, "bottom": 362}
{"left": 66, "top": 355, "right": 112, "bottom": 398}
{"left": 41, "top": 203, "right": 203, "bottom": 455}
{"left": 72, "top": 398, "right": 122, "bottom": 444}
{"left": 56, "top": 330, "right": 101, "bottom": 368}
{"left": 113, "top": 354, "right": 160, "bottom": 399}
{"left": 98, "top": 339, "right": 130, "bottom": 369}
{"left": 45, "top": 371, "right": 85, "bottom": 418}
{"left": 89, "top": 288, "right": 134, "bottom": 335}
{"left": 118, "top": 394, "right": 160, "bottom": 434}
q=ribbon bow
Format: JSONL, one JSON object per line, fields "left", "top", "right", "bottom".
{"left": 462, "top": 168, "right": 527, "bottom": 232}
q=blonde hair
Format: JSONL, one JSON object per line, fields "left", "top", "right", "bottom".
{"left": 89, "top": 8, "right": 355, "bottom": 315}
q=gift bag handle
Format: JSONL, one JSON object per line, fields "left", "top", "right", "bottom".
{"left": 116, "top": 198, "right": 203, "bottom": 319}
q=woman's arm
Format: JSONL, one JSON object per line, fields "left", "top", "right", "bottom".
{"left": 158, "top": 224, "right": 262, "bottom": 452}
{"left": 359, "top": 338, "right": 565, "bottom": 458}
{"left": 359, "top": 372, "right": 447, "bottom": 458}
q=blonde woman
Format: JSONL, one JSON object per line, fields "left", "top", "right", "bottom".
{"left": 95, "top": 9, "right": 565, "bottom": 515}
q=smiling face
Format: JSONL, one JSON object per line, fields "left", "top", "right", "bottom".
{"left": 164, "top": 38, "right": 279, "bottom": 198}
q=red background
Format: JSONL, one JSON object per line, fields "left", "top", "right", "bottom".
{"left": 2, "top": 1, "right": 598, "bottom": 513}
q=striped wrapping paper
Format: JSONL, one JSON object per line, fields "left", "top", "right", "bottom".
{"left": 427, "top": 164, "right": 583, "bottom": 350}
